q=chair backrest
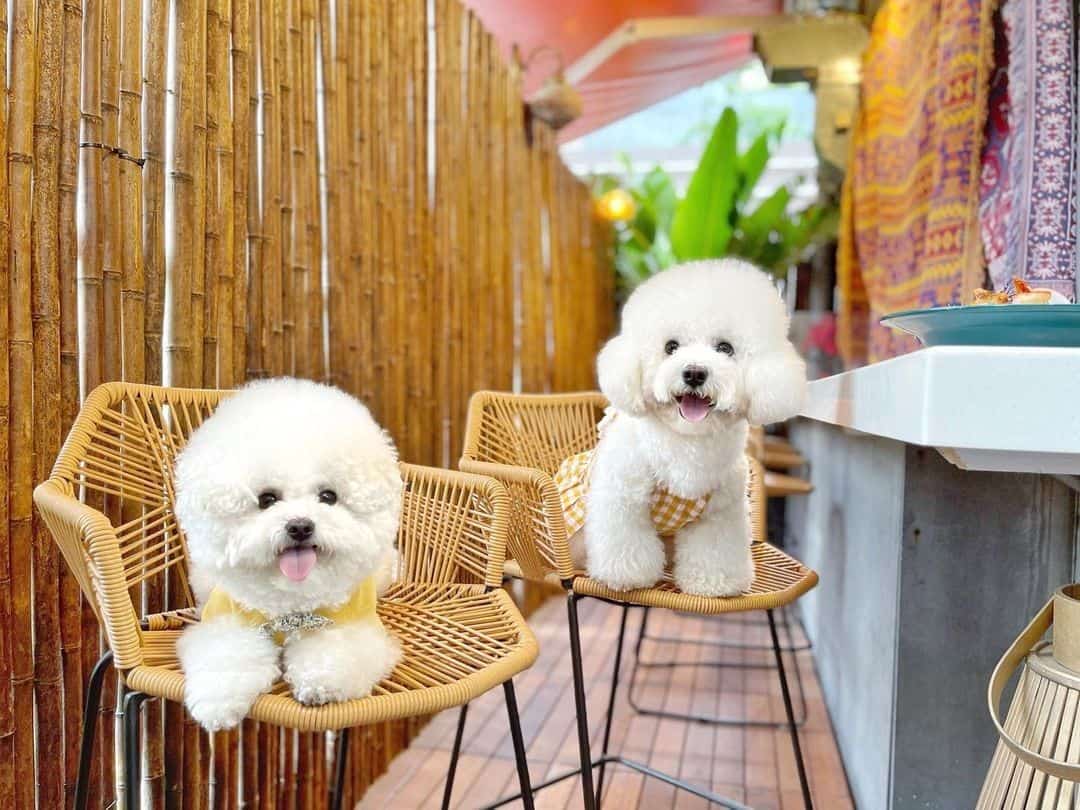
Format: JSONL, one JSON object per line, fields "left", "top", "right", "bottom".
{"left": 396, "top": 463, "right": 507, "bottom": 589}
{"left": 462, "top": 391, "right": 608, "bottom": 475}
{"left": 36, "top": 383, "right": 230, "bottom": 668}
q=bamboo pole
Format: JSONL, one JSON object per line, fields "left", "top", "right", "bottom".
{"left": 433, "top": 0, "right": 451, "bottom": 468}
{"left": 57, "top": 0, "right": 84, "bottom": 800}
{"left": 31, "top": 0, "right": 65, "bottom": 802}
{"left": 164, "top": 0, "right": 200, "bottom": 800}
{"left": 319, "top": 0, "right": 342, "bottom": 389}
{"left": 142, "top": 0, "right": 168, "bottom": 389}
{"left": 100, "top": 0, "right": 122, "bottom": 387}
{"left": 214, "top": 0, "right": 235, "bottom": 388}
{"left": 301, "top": 0, "right": 321, "bottom": 381}
{"left": 355, "top": 0, "right": 374, "bottom": 409}
{"left": 231, "top": 0, "right": 251, "bottom": 387}
{"left": 0, "top": 0, "right": 11, "bottom": 785}
{"left": 278, "top": 0, "right": 296, "bottom": 377}
{"left": 8, "top": 0, "right": 37, "bottom": 803}
{"left": 138, "top": 1, "right": 168, "bottom": 799}
{"left": 204, "top": 0, "right": 227, "bottom": 388}
{"left": 118, "top": 0, "right": 143, "bottom": 385}
{"left": 258, "top": 0, "right": 282, "bottom": 376}
{"left": 190, "top": 0, "right": 208, "bottom": 390}
{"left": 0, "top": 0, "right": 10, "bottom": 788}
{"left": 292, "top": 0, "right": 313, "bottom": 381}
{"left": 244, "top": 0, "right": 263, "bottom": 382}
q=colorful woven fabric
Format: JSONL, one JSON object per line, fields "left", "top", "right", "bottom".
{"left": 838, "top": 0, "right": 997, "bottom": 365}
{"left": 988, "top": 0, "right": 1078, "bottom": 299}
{"left": 554, "top": 448, "right": 710, "bottom": 538}
{"left": 978, "top": 6, "right": 1013, "bottom": 287}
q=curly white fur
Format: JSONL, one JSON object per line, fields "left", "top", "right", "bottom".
{"left": 174, "top": 378, "right": 403, "bottom": 730}
{"left": 585, "top": 259, "right": 807, "bottom": 597}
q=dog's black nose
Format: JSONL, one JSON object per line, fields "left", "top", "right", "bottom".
{"left": 285, "top": 518, "right": 315, "bottom": 542}
{"left": 682, "top": 366, "right": 708, "bottom": 388}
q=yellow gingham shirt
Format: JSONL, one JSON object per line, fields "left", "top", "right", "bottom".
{"left": 553, "top": 412, "right": 710, "bottom": 537}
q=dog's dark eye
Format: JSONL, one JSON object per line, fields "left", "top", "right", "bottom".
{"left": 664, "top": 340, "right": 679, "bottom": 355}
{"left": 318, "top": 489, "right": 338, "bottom": 506}
{"left": 257, "top": 490, "right": 280, "bottom": 510}
{"left": 715, "top": 341, "right": 735, "bottom": 356}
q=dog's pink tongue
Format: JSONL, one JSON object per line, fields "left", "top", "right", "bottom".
{"left": 279, "top": 547, "right": 317, "bottom": 582}
{"left": 678, "top": 394, "right": 712, "bottom": 423}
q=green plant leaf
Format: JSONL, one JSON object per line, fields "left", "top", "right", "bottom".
{"left": 641, "top": 167, "right": 677, "bottom": 233}
{"left": 670, "top": 108, "right": 739, "bottom": 261}
{"left": 735, "top": 132, "right": 770, "bottom": 208}
{"left": 734, "top": 185, "right": 790, "bottom": 261}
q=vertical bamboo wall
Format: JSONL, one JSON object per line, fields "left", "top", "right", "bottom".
{"left": 0, "top": 0, "right": 615, "bottom": 806}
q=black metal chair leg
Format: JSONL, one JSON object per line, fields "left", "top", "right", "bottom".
{"left": 566, "top": 592, "right": 598, "bottom": 810}
{"left": 768, "top": 609, "right": 813, "bottom": 810}
{"left": 502, "top": 681, "right": 535, "bottom": 810}
{"left": 594, "top": 604, "right": 630, "bottom": 806}
{"left": 329, "top": 728, "right": 350, "bottom": 810}
{"left": 122, "top": 691, "right": 150, "bottom": 809}
{"left": 74, "top": 651, "right": 113, "bottom": 810}
{"left": 626, "top": 605, "right": 810, "bottom": 728}
{"left": 440, "top": 703, "right": 469, "bottom": 810}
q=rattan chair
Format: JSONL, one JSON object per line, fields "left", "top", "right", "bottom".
{"left": 458, "top": 391, "right": 819, "bottom": 810}
{"left": 34, "top": 382, "right": 539, "bottom": 810}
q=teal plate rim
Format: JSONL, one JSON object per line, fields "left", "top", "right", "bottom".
{"left": 881, "top": 303, "right": 1080, "bottom": 321}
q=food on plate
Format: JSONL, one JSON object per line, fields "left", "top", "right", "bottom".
{"left": 1011, "top": 277, "right": 1053, "bottom": 304}
{"left": 970, "top": 278, "right": 1066, "bottom": 306}
{"left": 971, "top": 288, "right": 1009, "bottom": 305}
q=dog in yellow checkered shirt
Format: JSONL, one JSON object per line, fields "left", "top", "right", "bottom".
{"left": 566, "top": 259, "right": 806, "bottom": 597}
{"left": 173, "top": 379, "right": 402, "bottom": 731}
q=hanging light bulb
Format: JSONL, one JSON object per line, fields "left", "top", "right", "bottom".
{"left": 596, "top": 188, "right": 636, "bottom": 222}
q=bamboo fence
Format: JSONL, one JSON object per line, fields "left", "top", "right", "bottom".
{"left": 1, "top": 0, "right": 613, "bottom": 806}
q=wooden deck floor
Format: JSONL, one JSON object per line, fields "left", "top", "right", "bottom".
{"left": 360, "top": 594, "right": 854, "bottom": 810}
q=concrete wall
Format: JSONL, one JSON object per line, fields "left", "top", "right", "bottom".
{"left": 787, "top": 421, "right": 906, "bottom": 810}
{"left": 788, "top": 419, "right": 1079, "bottom": 809}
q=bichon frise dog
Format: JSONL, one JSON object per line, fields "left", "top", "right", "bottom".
{"left": 565, "top": 259, "right": 806, "bottom": 597}
{"left": 174, "top": 378, "right": 403, "bottom": 731}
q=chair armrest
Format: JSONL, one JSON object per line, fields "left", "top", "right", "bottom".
{"left": 33, "top": 480, "right": 144, "bottom": 669}
{"left": 457, "top": 459, "right": 574, "bottom": 582}
{"left": 397, "top": 463, "right": 511, "bottom": 590}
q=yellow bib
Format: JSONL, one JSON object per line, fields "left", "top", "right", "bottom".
{"left": 200, "top": 576, "right": 381, "bottom": 645}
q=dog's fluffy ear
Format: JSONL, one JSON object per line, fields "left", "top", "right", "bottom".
{"left": 597, "top": 334, "right": 647, "bottom": 415}
{"left": 744, "top": 343, "right": 807, "bottom": 426}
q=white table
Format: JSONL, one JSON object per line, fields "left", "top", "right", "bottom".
{"left": 802, "top": 345, "right": 1080, "bottom": 476}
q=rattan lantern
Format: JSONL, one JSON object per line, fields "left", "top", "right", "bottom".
{"left": 979, "top": 585, "right": 1080, "bottom": 807}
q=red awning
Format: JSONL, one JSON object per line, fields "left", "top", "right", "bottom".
{"left": 463, "top": 1, "right": 783, "bottom": 140}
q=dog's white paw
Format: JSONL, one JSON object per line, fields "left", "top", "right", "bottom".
{"left": 675, "top": 563, "right": 754, "bottom": 598}
{"left": 587, "top": 528, "right": 666, "bottom": 591}
{"left": 186, "top": 691, "right": 260, "bottom": 731}
{"left": 672, "top": 504, "right": 755, "bottom": 598}
{"left": 284, "top": 621, "right": 401, "bottom": 705}
{"left": 178, "top": 616, "right": 281, "bottom": 730}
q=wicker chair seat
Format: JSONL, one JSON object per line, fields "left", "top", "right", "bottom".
{"left": 125, "top": 583, "right": 537, "bottom": 732}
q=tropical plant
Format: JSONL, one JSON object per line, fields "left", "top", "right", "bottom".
{"left": 594, "top": 107, "right": 837, "bottom": 292}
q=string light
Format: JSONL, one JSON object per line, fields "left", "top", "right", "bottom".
{"left": 596, "top": 188, "right": 635, "bottom": 222}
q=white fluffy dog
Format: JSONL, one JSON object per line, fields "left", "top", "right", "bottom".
{"left": 174, "top": 378, "right": 402, "bottom": 731}
{"left": 584, "top": 259, "right": 806, "bottom": 597}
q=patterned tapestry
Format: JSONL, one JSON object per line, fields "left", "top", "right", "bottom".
{"left": 838, "top": 0, "right": 998, "bottom": 365}
{"left": 979, "top": 0, "right": 1078, "bottom": 300}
